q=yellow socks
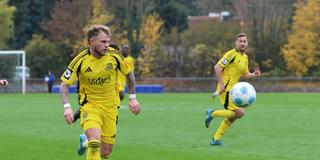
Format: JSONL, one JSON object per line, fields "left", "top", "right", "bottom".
{"left": 213, "top": 119, "right": 232, "bottom": 140}
{"left": 212, "top": 110, "right": 235, "bottom": 118}
{"left": 86, "top": 140, "right": 101, "bottom": 160}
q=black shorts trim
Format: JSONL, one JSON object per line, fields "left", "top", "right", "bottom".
{"left": 223, "top": 91, "right": 230, "bottom": 109}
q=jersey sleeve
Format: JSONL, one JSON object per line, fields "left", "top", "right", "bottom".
{"left": 60, "top": 57, "right": 83, "bottom": 86}
{"left": 112, "top": 54, "right": 131, "bottom": 76}
{"left": 125, "top": 56, "right": 135, "bottom": 71}
{"left": 217, "top": 49, "right": 237, "bottom": 68}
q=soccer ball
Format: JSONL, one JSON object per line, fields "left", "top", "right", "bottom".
{"left": 230, "top": 82, "right": 256, "bottom": 108}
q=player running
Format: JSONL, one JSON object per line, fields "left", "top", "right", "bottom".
{"left": 60, "top": 25, "right": 141, "bottom": 159}
{"left": 205, "top": 33, "right": 261, "bottom": 145}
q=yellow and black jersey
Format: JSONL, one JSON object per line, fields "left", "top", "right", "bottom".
{"left": 108, "top": 46, "right": 120, "bottom": 55}
{"left": 216, "top": 48, "right": 249, "bottom": 91}
{"left": 117, "top": 56, "right": 135, "bottom": 89}
{"left": 125, "top": 56, "right": 135, "bottom": 71}
{"left": 61, "top": 49, "right": 131, "bottom": 107}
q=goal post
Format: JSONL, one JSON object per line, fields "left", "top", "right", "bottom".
{"left": 0, "top": 50, "right": 26, "bottom": 94}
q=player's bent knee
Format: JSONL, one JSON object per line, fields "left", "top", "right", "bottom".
{"left": 100, "top": 148, "right": 112, "bottom": 158}
{"left": 237, "top": 112, "right": 245, "bottom": 118}
{"left": 100, "top": 142, "right": 113, "bottom": 158}
{"left": 235, "top": 109, "right": 245, "bottom": 119}
{"left": 236, "top": 111, "right": 245, "bottom": 118}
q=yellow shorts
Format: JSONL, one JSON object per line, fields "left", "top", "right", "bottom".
{"left": 80, "top": 102, "right": 119, "bottom": 144}
{"left": 219, "top": 91, "right": 241, "bottom": 111}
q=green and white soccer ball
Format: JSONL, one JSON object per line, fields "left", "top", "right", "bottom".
{"left": 230, "top": 82, "right": 256, "bottom": 108}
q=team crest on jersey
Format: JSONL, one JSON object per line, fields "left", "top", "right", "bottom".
{"left": 221, "top": 58, "right": 228, "bottom": 65}
{"left": 63, "top": 68, "right": 72, "bottom": 80}
{"left": 106, "top": 63, "right": 113, "bottom": 70}
{"left": 82, "top": 111, "right": 88, "bottom": 120}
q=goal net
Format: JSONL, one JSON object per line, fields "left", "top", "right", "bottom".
{"left": 0, "top": 51, "right": 27, "bottom": 94}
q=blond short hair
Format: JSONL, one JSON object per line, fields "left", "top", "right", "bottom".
{"left": 237, "top": 33, "right": 247, "bottom": 39}
{"left": 87, "top": 25, "right": 111, "bottom": 41}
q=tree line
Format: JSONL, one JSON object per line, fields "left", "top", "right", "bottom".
{"left": 0, "top": 0, "right": 319, "bottom": 78}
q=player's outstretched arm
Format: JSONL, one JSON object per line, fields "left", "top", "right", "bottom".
{"left": 60, "top": 82, "right": 74, "bottom": 124}
{"left": 254, "top": 67, "right": 261, "bottom": 77}
{"left": 243, "top": 67, "right": 261, "bottom": 79}
{"left": 0, "top": 79, "right": 9, "bottom": 86}
{"left": 126, "top": 71, "right": 141, "bottom": 115}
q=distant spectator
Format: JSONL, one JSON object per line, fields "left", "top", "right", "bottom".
{"left": 45, "top": 71, "right": 55, "bottom": 93}
{"left": 0, "top": 79, "right": 9, "bottom": 86}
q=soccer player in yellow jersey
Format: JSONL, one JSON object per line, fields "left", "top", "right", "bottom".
{"left": 205, "top": 33, "right": 261, "bottom": 145}
{"left": 118, "top": 45, "right": 135, "bottom": 100}
{"left": 72, "top": 44, "right": 121, "bottom": 122}
{"left": 60, "top": 25, "right": 141, "bottom": 159}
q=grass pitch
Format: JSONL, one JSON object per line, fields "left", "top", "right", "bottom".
{"left": 0, "top": 93, "right": 319, "bottom": 160}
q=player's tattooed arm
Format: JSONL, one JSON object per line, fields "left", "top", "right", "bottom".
{"left": 60, "top": 82, "right": 74, "bottom": 124}
{"left": 126, "top": 71, "right": 136, "bottom": 94}
{"left": 126, "top": 71, "right": 141, "bottom": 115}
{"left": 60, "top": 82, "right": 70, "bottom": 105}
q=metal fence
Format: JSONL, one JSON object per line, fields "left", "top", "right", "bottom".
{"left": 1, "top": 77, "right": 320, "bottom": 93}
{"left": 136, "top": 77, "right": 320, "bottom": 92}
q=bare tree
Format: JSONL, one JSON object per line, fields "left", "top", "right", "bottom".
{"left": 237, "top": 0, "right": 295, "bottom": 75}
{"left": 44, "top": 0, "right": 91, "bottom": 50}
